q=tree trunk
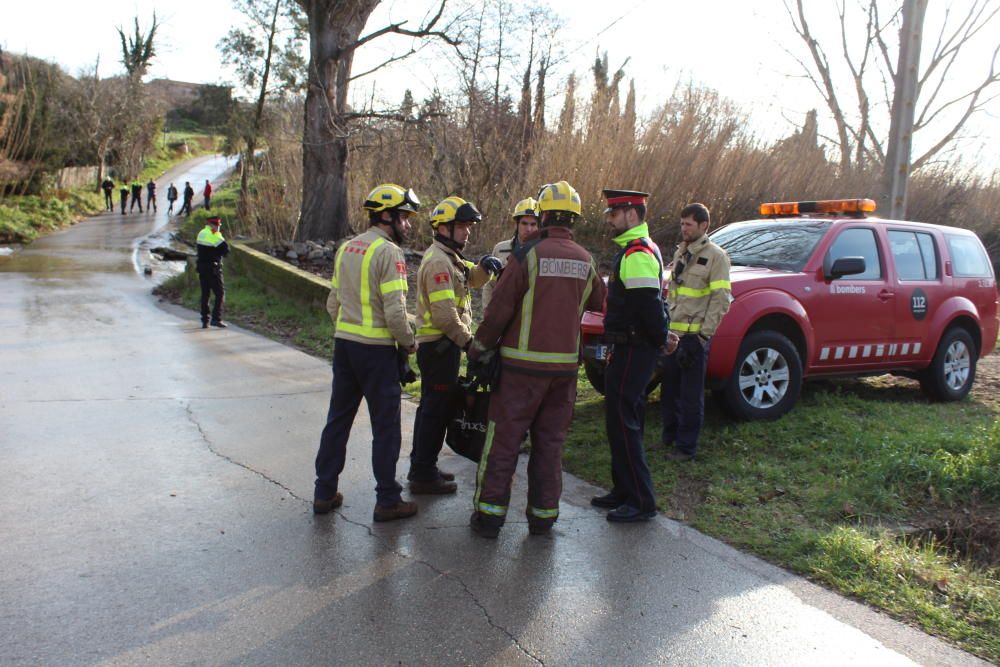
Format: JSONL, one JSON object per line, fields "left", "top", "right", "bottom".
{"left": 296, "top": 0, "right": 378, "bottom": 242}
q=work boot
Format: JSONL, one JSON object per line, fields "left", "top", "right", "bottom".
{"left": 527, "top": 518, "right": 554, "bottom": 536}
{"left": 201, "top": 321, "right": 209, "bottom": 329}
{"left": 210, "top": 320, "right": 227, "bottom": 328}
{"left": 590, "top": 492, "right": 626, "bottom": 509}
{"left": 407, "top": 469, "right": 455, "bottom": 482}
{"left": 665, "top": 449, "right": 695, "bottom": 462}
{"left": 373, "top": 500, "right": 418, "bottom": 522}
{"left": 409, "top": 476, "right": 457, "bottom": 495}
{"left": 312, "top": 492, "right": 343, "bottom": 515}
{"left": 606, "top": 505, "right": 656, "bottom": 523}
{"left": 469, "top": 511, "right": 501, "bottom": 539}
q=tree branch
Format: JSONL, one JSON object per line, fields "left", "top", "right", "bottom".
{"left": 346, "top": 0, "right": 458, "bottom": 53}
{"left": 349, "top": 48, "right": 416, "bottom": 81}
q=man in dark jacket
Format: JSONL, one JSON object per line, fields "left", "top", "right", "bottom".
{"left": 101, "top": 178, "right": 114, "bottom": 211}
{"left": 129, "top": 181, "right": 143, "bottom": 213}
{"left": 180, "top": 181, "right": 195, "bottom": 216}
{"left": 146, "top": 179, "right": 157, "bottom": 213}
{"left": 166, "top": 183, "right": 178, "bottom": 215}
{"left": 196, "top": 216, "right": 230, "bottom": 328}
{"left": 467, "top": 180, "right": 606, "bottom": 538}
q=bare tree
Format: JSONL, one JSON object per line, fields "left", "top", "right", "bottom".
{"left": 784, "top": 0, "right": 1000, "bottom": 177}
{"left": 220, "top": 0, "right": 306, "bottom": 218}
{"left": 294, "top": 0, "right": 458, "bottom": 241}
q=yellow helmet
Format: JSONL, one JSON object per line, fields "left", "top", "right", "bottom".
{"left": 536, "top": 181, "right": 582, "bottom": 216}
{"left": 510, "top": 197, "right": 539, "bottom": 221}
{"left": 429, "top": 196, "right": 483, "bottom": 228}
{"left": 362, "top": 183, "right": 421, "bottom": 213}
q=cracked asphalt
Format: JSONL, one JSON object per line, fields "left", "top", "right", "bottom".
{"left": 0, "top": 156, "right": 987, "bottom": 666}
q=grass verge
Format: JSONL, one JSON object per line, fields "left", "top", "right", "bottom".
{"left": 157, "top": 266, "right": 999, "bottom": 661}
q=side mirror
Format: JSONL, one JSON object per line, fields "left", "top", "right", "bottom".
{"left": 826, "top": 256, "right": 866, "bottom": 280}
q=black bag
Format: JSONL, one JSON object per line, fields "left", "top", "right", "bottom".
{"left": 445, "top": 378, "right": 490, "bottom": 462}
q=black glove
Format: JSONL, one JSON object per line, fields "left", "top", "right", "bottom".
{"left": 396, "top": 347, "right": 417, "bottom": 384}
{"left": 478, "top": 255, "right": 503, "bottom": 277}
{"left": 466, "top": 347, "right": 500, "bottom": 389}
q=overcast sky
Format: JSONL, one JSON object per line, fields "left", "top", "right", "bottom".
{"left": 4, "top": 0, "right": 998, "bottom": 172}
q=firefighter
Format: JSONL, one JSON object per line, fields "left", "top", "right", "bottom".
{"left": 481, "top": 197, "right": 539, "bottom": 311}
{"left": 408, "top": 197, "right": 502, "bottom": 493}
{"left": 119, "top": 182, "right": 129, "bottom": 215}
{"left": 661, "top": 203, "right": 731, "bottom": 461}
{"left": 195, "top": 216, "right": 230, "bottom": 328}
{"left": 592, "top": 189, "right": 676, "bottom": 522}
{"left": 313, "top": 183, "right": 421, "bottom": 523}
{"left": 467, "top": 181, "right": 606, "bottom": 538}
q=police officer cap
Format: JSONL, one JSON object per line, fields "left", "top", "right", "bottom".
{"left": 602, "top": 189, "right": 649, "bottom": 215}
{"left": 207, "top": 216, "right": 222, "bottom": 225}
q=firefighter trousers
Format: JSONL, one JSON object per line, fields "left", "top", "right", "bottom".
{"left": 315, "top": 339, "right": 403, "bottom": 506}
{"left": 409, "top": 339, "right": 461, "bottom": 481}
{"left": 474, "top": 368, "right": 577, "bottom": 529}
{"left": 660, "top": 334, "right": 709, "bottom": 455}
{"left": 605, "top": 343, "right": 657, "bottom": 513}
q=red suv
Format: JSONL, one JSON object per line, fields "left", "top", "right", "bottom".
{"left": 581, "top": 199, "right": 999, "bottom": 420}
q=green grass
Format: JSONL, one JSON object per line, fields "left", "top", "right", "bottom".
{"left": 0, "top": 132, "right": 221, "bottom": 244}
{"left": 159, "top": 264, "right": 1000, "bottom": 661}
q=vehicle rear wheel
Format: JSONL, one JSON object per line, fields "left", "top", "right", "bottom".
{"left": 919, "top": 327, "right": 977, "bottom": 401}
{"left": 720, "top": 330, "right": 802, "bottom": 421}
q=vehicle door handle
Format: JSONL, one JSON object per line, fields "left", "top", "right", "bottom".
{"left": 878, "top": 289, "right": 895, "bottom": 302}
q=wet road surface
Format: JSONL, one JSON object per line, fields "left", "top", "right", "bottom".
{"left": 0, "top": 156, "right": 987, "bottom": 665}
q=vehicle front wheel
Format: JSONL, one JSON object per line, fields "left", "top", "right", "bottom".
{"left": 584, "top": 359, "right": 606, "bottom": 395}
{"left": 919, "top": 327, "right": 977, "bottom": 401}
{"left": 719, "top": 330, "right": 802, "bottom": 421}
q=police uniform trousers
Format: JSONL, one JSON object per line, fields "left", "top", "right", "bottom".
{"left": 660, "top": 335, "right": 709, "bottom": 456}
{"left": 474, "top": 368, "right": 576, "bottom": 529}
{"left": 315, "top": 339, "right": 403, "bottom": 506}
{"left": 604, "top": 342, "right": 657, "bottom": 513}
{"left": 409, "top": 339, "right": 461, "bottom": 481}
{"left": 197, "top": 263, "right": 225, "bottom": 324}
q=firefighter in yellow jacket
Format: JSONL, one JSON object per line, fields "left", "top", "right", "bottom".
{"left": 661, "top": 202, "right": 732, "bottom": 461}
{"left": 313, "top": 183, "right": 421, "bottom": 523}
{"left": 407, "top": 196, "right": 502, "bottom": 493}
{"left": 481, "top": 197, "right": 539, "bottom": 311}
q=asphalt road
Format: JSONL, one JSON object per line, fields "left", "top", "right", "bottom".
{"left": 0, "top": 156, "right": 986, "bottom": 666}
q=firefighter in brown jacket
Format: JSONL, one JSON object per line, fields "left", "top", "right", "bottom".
{"left": 467, "top": 181, "right": 607, "bottom": 538}
{"left": 313, "top": 183, "right": 422, "bottom": 523}
{"left": 407, "top": 196, "right": 501, "bottom": 493}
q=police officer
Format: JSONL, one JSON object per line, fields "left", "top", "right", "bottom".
{"left": 196, "top": 216, "right": 230, "bottom": 328}
{"left": 118, "top": 182, "right": 129, "bottom": 215}
{"left": 591, "top": 189, "right": 676, "bottom": 522}
{"left": 313, "top": 184, "right": 421, "bottom": 523}
{"left": 130, "top": 180, "right": 143, "bottom": 213}
{"left": 661, "top": 203, "right": 731, "bottom": 461}
{"left": 408, "top": 197, "right": 501, "bottom": 493}
{"left": 468, "top": 181, "right": 606, "bottom": 538}
{"left": 481, "top": 197, "right": 539, "bottom": 311}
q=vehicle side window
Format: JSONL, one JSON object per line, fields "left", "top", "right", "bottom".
{"left": 946, "top": 235, "right": 992, "bottom": 278}
{"left": 826, "top": 227, "right": 882, "bottom": 279}
{"left": 889, "top": 230, "right": 938, "bottom": 280}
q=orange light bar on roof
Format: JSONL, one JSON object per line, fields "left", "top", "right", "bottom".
{"left": 759, "top": 198, "right": 877, "bottom": 216}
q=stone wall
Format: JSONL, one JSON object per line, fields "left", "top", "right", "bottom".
{"left": 227, "top": 241, "right": 330, "bottom": 310}
{"left": 55, "top": 166, "right": 99, "bottom": 190}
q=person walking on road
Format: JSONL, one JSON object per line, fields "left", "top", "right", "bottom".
{"left": 129, "top": 181, "right": 143, "bottom": 213}
{"left": 661, "top": 203, "right": 731, "bottom": 462}
{"left": 180, "top": 181, "right": 194, "bottom": 216}
{"left": 481, "top": 197, "right": 539, "bottom": 311}
{"left": 203, "top": 180, "right": 213, "bottom": 210}
{"left": 196, "top": 216, "right": 230, "bottom": 329}
{"left": 101, "top": 177, "right": 115, "bottom": 211}
{"left": 467, "top": 181, "right": 606, "bottom": 538}
{"left": 592, "top": 189, "right": 675, "bottom": 523}
{"left": 146, "top": 178, "right": 157, "bottom": 213}
{"left": 166, "top": 183, "right": 178, "bottom": 215}
{"left": 407, "top": 196, "right": 501, "bottom": 494}
{"left": 313, "top": 183, "right": 422, "bottom": 523}
{"left": 119, "top": 182, "right": 129, "bottom": 215}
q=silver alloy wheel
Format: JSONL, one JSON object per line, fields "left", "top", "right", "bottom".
{"left": 943, "top": 339, "right": 971, "bottom": 391}
{"left": 737, "top": 346, "right": 791, "bottom": 408}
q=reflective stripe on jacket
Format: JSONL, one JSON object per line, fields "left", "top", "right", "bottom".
{"left": 666, "top": 234, "right": 732, "bottom": 337}
{"left": 415, "top": 240, "right": 490, "bottom": 346}
{"left": 604, "top": 222, "right": 668, "bottom": 346}
{"left": 472, "top": 226, "right": 606, "bottom": 376}
{"left": 327, "top": 226, "right": 415, "bottom": 347}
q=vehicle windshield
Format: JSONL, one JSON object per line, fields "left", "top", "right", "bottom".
{"left": 711, "top": 220, "right": 829, "bottom": 271}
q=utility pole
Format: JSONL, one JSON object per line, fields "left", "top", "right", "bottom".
{"left": 880, "top": 0, "right": 926, "bottom": 220}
